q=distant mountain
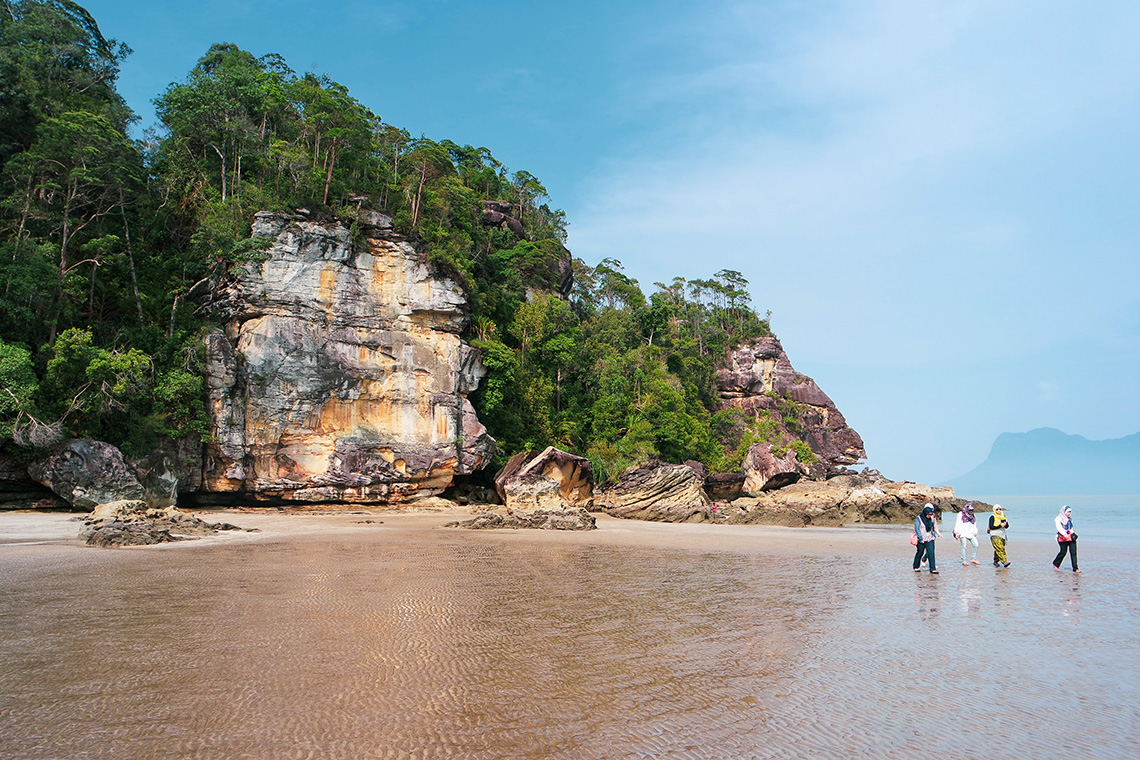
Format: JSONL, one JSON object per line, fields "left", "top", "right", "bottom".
{"left": 944, "top": 428, "right": 1140, "bottom": 495}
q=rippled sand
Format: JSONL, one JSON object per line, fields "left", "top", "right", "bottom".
{"left": 2, "top": 511, "right": 1137, "bottom": 759}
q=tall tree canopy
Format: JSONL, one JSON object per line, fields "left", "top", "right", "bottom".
{"left": 1, "top": 3, "right": 800, "bottom": 485}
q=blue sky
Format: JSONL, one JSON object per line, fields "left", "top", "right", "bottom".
{"left": 82, "top": 0, "right": 1140, "bottom": 486}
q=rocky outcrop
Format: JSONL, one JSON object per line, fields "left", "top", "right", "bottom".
{"left": 481, "top": 201, "right": 524, "bottom": 237}
{"left": 705, "top": 472, "right": 745, "bottom": 502}
{"left": 717, "top": 338, "right": 865, "bottom": 468}
{"left": 724, "top": 471, "right": 977, "bottom": 527}
{"left": 742, "top": 442, "right": 802, "bottom": 493}
{"left": 80, "top": 500, "right": 254, "bottom": 547}
{"left": 600, "top": 460, "right": 711, "bottom": 522}
{"left": 445, "top": 507, "right": 596, "bottom": 531}
{"left": 28, "top": 440, "right": 146, "bottom": 509}
{"left": 200, "top": 211, "right": 495, "bottom": 505}
{"left": 494, "top": 446, "right": 593, "bottom": 511}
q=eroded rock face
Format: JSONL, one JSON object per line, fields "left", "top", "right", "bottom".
{"left": 742, "top": 442, "right": 802, "bottom": 494}
{"left": 726, "top": 473, "right": 974, "bottom": 527}
{"left": 494, "top": 446, "right": 593, "bottom": 511}
{"left": 600, "top": 460, "right": 711, "bottom": 522}
{"left": 28, "top": 440, "right": 146, "bottom": 509}
{"left": 201, "top": 211, "right": 495, "bottom": 505}
{"left": 717, "top": 338, "right": 866, "bottom": 468}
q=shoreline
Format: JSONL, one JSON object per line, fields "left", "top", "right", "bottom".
{"left": 4, "top": 508, "right": 1134, "bottom": 565}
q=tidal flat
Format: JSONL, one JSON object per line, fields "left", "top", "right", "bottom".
{"left": 2, "top": 511, "right": 1137, "bottom": 760}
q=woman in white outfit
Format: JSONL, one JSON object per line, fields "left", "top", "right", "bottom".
{"left": 953, "top": 503, "right": 980, "bottom": 565}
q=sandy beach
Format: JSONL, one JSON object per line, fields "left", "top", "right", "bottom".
{"left": 2, "top": 508, "right": 1137, "bottom": 759}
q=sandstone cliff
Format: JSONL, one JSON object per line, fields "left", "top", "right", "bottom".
{"left": 200, "top": 211, "right": 495, "bottom": 505}
{"left": 717, "top": 337, "right": 866, "bottom": 473}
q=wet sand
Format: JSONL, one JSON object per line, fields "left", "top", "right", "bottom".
{"left": 2, "top": 509, "right": 1137, "bottom": 759}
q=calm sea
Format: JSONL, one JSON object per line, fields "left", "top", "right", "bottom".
{"left": 941, "top": 494, "right": 1140, "bottom": 545}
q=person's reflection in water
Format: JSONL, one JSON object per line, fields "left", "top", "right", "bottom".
{"left": 1059, "top": 576, "right": 1082, "bottom": 623}
{"left": 914, "top": 577, "right": 942, "bottom": 622}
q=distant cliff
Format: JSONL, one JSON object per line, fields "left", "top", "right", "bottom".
{"left": 944, "top": 428, "right": 1140, "bottom": 495}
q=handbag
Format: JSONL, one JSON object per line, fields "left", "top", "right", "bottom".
{"left": 910, "top": 532, "right": 919, "bottom": 546}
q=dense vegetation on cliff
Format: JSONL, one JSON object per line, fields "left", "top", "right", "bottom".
{"left": 0, "top": 1, "right": 785, "bottom": 480}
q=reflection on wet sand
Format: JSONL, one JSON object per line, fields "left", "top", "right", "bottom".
{"left": 1, "top": 518, "right": 1137, "bottom": 759}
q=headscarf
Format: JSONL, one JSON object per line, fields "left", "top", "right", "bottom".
{"left": 1058, "top": 505, "right": 1073, "bottom": 533}
{"left": 961, "top": 503, "right": 976, "bottom": 524}
{"left": 992, "top": 504, "right": 1006, "bottom": 526}
{"left": 920, "top": 503, "right": 936, "bottom": 533}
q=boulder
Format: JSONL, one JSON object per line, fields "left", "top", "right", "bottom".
{"left": 600, "top": 460, "right": 711, "bottom": 522}
{"left": 79, "top": 500, "right": 254, "bottom": 547}
{"left": 742, "top": 442, "right": 802, "bottom": 494}
{"left": 705, "top": 472, "right": 745, "bottom": 502}
{"left": 716, "top": 338, "right": 866, "bottom": 467}
{"left": 200, "top": 212, "right": 496, "bottom": 506}
{"left": 494, "top": 446, "right": 593, "bottom": 511}
{"left": 444, "top": 507, "right": 596, "bottom": 531}
{"left": 28, "top": 440, "right": 146, "bottom": 509}
{"left": 129, "top": 437, "right": 203, "bottom": 507}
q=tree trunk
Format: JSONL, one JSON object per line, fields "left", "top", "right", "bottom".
{"left": 118, "top": 187, "right": 145, "bottom": 324}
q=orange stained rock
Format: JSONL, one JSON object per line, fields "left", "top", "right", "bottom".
{"left": 319, "top": 266, "right": 338, "bottom": 309}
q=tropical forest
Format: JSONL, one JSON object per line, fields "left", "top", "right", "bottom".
{"left": 0, "top": 0, "right": 795, "bottom": 485}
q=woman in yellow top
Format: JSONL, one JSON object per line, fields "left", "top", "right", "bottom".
{"left": 988, "top": 505, "right": 1010, "bottom": 567}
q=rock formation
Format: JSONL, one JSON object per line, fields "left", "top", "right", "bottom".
{"left": 201, "top": 211, "right": 495, "bottom": 505}
{"left": 742, "top": 442, "right": 802, "bottom": 493}
{"left": 494, "top": 446, "right": 593, "bottom": 511}
{"left": 445, "top": 508, "right": 596, "bottom": 531}
{"left": 718, "top": 338, "right": 866, "bottom": 469}
{"left": 600, "top": 460, "right": 711, "bottom": 522}
{"left": 28, "top": 439, "right": 147, "bottom": 509}
{"left": 80, "top": 499, "right": 253, "bottom": 547}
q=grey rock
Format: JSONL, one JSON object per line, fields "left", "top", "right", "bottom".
{"left": 28, "top": 440, "right": 146, "bottom": 509}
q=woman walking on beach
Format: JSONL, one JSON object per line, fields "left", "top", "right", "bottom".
{"left": 954, "top": 503, "right": 980, "bottom": 565}
{"left": 913, "top": 504, "right": 942, "bottom": 574}
{"left": 989, "top": 504, "right": 1010, "bottom": 567}
{"left": 1053, "top": 505, "right": 1080, "bottom": 572}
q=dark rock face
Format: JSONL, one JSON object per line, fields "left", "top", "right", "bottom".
{"left": 705, "top": 472, "right": 745, "bottom": 502}
{"left": 129, "top": 437, "right": 203, "bottom": 506}
{"left": 717, "top": 338, "right": 866, "bottom": 467}
{"left": 494, "top": 446, "right": 593, "bottom": 511}
{"left": 200, "top": 212, "right": 495, "bottom": 505}
{"left": 28, "top": 440, "right": 146, "bottom": 509}
{"left": 444, "top": 507, "right": 596, "bottom": 531}
{"left": 600, "top": 460, "right": 711, "bottom": 522}
{"left": 481, "top": 201, "right": 524, "bottom": 237}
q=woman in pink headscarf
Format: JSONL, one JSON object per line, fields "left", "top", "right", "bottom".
{"left": 1053, "top": 505, "right": 1080, "bottom": 572}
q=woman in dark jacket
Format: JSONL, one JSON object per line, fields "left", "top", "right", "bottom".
{"left": 913, "top": 503, "right": 942, "bottom": 574}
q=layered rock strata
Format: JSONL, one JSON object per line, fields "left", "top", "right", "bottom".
{"left": 494, "top": 446, "right": 593, "bottom": 511}
{"left": 201, "top": 211, "right": 495, "bottom": 505}
{"left": 600, "top": 460, "right": 711, "bottom": 522}
{"left": 718, "top": 338, "right": 866, "bottom": 470}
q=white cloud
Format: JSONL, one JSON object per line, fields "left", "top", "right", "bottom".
{"left": 567, "top": 0, "right": 1140, "bottom": 480}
